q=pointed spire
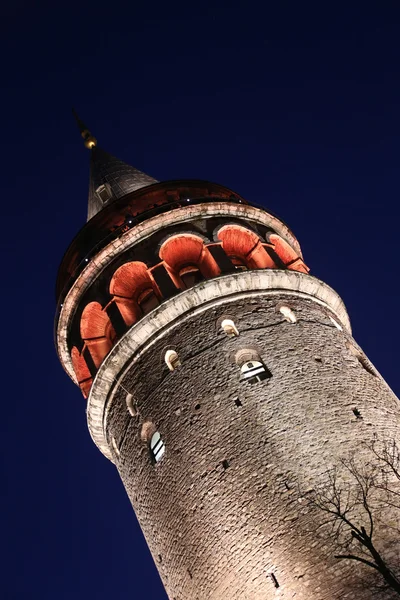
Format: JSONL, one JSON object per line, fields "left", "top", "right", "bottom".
{"left": 72, "top": 108, "right": 97, "bottom": 149}
{"left": 73, "top": 110, "right": 159, "bottom": 220}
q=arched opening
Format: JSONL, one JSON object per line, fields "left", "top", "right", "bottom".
{"left": 150, "top": 431, "right": 165, "bottom": 463}
{"left": 111, "top": 436, "right": 120, "bottom": 457}
{"left": 109, "top": 261, "right": 161, "bottom": 325}
{"left": 159, "top": 234, "right": 220, "bottom": 289}
{"left": 269, "top": 234, "right": 309, "bottom": 273}
{"left": 240, "top": 360, "right": 270, "bottom": 384}
{"left": 80, "top": 302, "right": 116, "bottom": 369}
{"left": 329, "top": 315, "right": 343, "bottom": 331}
{"left": 165, "top": 349, "right": 181, "bottom": 371}
{"left": 217, "top": 224, "right": 275, "bottom": 269}
{"left": 71, "top": 346, "right": 93, "bottom": 398}
{"left": 279, "top": 305, "right": 297, "bottom": 323}
{"left": 125, "top": 392, "right": 137, "bottom": 417}
{"left": 235, "top": 348, "right": 272, "bottom": 384}
{"left": 221, "top": 318, "right": 239, "bottom": 337}
{"left": 346, "top": 342, "right": 377, "bottom": 377}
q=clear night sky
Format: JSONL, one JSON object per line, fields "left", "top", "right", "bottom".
{"left": 2, "top": 2, "right": 400, "bottom": 599}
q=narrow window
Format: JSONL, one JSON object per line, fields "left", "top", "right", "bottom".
{"left": 347, "top": 343, "right": 377, "bottom": 377}
{"left": 357, "top": 356, "right": 377, "bottom": 377}
{"left": 111, "top": 436, "right": 120, "bottom": 457}
{"left": 165, "top": 349, "right": 181, "bottom": 371}
{"left": 221, "top": 318, "right": 239, "bottom": 337}
{"left": 329, "top": 316, "right": 343, "bottom": 331}
{"left": 240, "top": 360, "right": 271, "bottom": 384}
{"left": 95, "top": 183, "right": 113, "bottom": 203}
{"left": 235, "top": 349, "right": 272, "bottom": 384}
{"left": 125, "top": 392, "right": 137, "bottom": 417}
{"left": 150, "top": 431, "right": 165, "bottom": 463}
{"left": 279, "top": 305, "right": 297, "bottom": 323}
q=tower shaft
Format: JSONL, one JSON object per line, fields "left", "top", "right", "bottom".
{"left": 94, "top": 275, "right": 400, "bottom": 599}
{"left": 56, "top": 127, "right": 400, "bottom": 599}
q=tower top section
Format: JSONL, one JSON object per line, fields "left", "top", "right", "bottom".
{"left": 73, "top": 110, "right": 158, "bottom": 220}
{"left": 56, "top": 114, "right": 320, "bottom": 401}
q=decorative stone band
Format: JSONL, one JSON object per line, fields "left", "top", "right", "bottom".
{"left": 87, "top": 270, "right": 351, "bottom": 462}
{"left": 57, "top": 202, "right": 303, "bottom": 382}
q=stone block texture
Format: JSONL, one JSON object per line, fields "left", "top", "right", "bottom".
{"left": 103, "top": 293, "right": 400, "bottom": 600}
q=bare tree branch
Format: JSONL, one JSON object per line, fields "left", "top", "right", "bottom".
{"left": 335, "top": 554, "right": 382, "bottom": 571}
{"left": 304, "top": 438, "right": 400, "bottom": 596}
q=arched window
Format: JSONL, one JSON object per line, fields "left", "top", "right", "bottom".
{"left": 235, "top": 349, "right": 272, "bottom": 384}
{"left": 269, "top": 234, "right": 309, "bottom": 273}
{"left": 150, "top": 431, "right": 165, "bottom": 463}
{"left": 217, "top": 224, "right": 274, "bottom": 269}
{"left": 80, "top": 302, "right": 116, "bottom": 368}
{"left": 279, "top": 306, "right": 297, "bottom": 323}
{"left": 346, "top": 342, "right": 377, "bottom": 377}
{"left": 111, "top": 436, "right": 120, "bottom": 457}
{"left": 165, "top": 349, "right": 181, "bottom": 371}
{"left": 329, "top": 316, "right": 343, "bottom": 331}
{"left": 221, "top": 319, "right": 239, "bottom": 337}
{"left": 71, "top": 346, "right": 93, "bottom": 398}
{"left": 240, "top": 360, "right": 271, "bottom": 384}
{"left": 159, "top": 234, "right": 220, "bottom": 289}
{"left": 109, "top": 261, "right": 161, "bottom": 326}
{"left": 125, "top": 392, "right": 137, "bottom": 417}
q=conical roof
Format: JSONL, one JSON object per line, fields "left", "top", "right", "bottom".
{"left": 72, "top": 110, "right": 158, "bottom": 220}
{"left": 87, "top": 146, "right": 158, "bottom": 220}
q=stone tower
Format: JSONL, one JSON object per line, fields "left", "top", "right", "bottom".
{"left": 55, "top": 117, "right": 400, "bottom": 599}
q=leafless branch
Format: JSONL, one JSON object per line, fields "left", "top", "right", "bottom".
{"left": 304, "top": 438, "right": 400, "bottom": 595}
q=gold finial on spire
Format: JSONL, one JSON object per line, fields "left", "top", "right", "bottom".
{"left": 72, "top": 108, "right": 97, "bottom": 149}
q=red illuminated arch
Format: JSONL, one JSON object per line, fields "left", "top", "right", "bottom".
{"left": 159, "top": 234, "right": 220, "bottom": 288}
{"left": 80, "top": 302, "right": 116, "bottom": 368}
{"left": 71, "top": 346, "right": 92, "bottom": 398}
{"left": 269, "top": 234, "right": 309, "bottom": 273}
{"left": 109, "top": 261, "right": 161, "bottom": 325}
{"left": 110, "top": 261, "right": 157, "bottom": 299}
{"left": 217, "top": 224, "right": 275, "bottom": 269}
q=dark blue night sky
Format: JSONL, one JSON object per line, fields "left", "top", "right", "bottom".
{"left": 2, "top": 2, "right": 400, "bottom": 599}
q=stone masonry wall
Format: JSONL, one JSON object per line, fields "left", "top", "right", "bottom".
{"left": 105, "top": 293, "right": 400, "bottom": 599}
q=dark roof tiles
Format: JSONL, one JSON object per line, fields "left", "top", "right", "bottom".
{"left": 88, "top": 146, "right": 158, "bottom": 220}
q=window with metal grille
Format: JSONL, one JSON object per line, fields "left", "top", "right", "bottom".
{"left": 240, "top": 360, "right": 271, "bottom": 384}
{"left": 150, "top": 432, "right": 165, "bottom": 463}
